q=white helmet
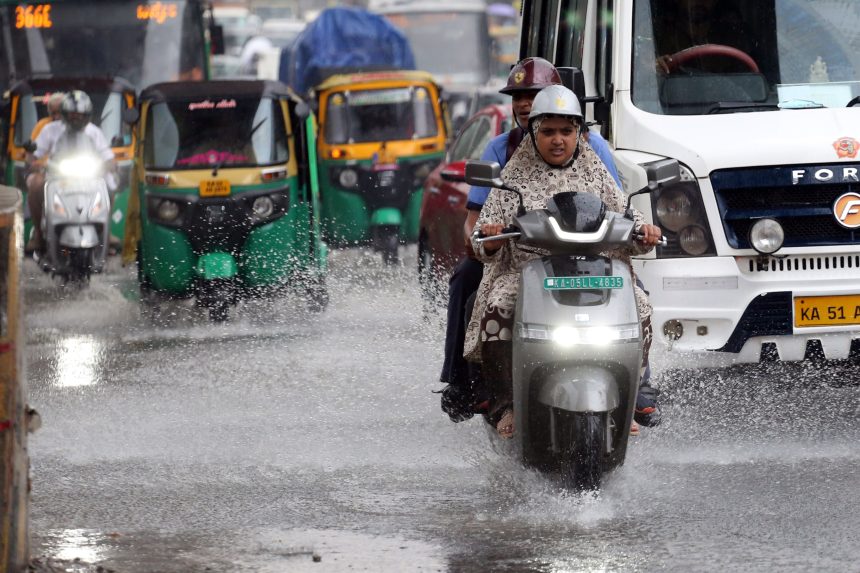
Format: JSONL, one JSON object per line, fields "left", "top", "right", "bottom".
{"left": 527, "top": 85, "right": 583, "bottom": 123}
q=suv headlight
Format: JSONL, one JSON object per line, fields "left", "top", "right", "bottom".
{"left": 648, "top": 162, "right": 716, "bottom": 258}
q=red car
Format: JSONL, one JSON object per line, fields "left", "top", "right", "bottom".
{"left": 418, "top": 104, "right": 512, "bottom": 296}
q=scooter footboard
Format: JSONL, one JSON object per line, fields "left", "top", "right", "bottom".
{"left": 536, "top": 366, "right": 620, "bottom": 412}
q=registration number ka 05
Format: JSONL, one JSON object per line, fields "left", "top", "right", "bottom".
{"left": 794, "top": 294, "right": 860, "bottom": 327}
{"left": 544, "top": 276, "right": 623, "bottom": 290}
{"left": 200, "top": 180, "right": 231, "bottom": 197}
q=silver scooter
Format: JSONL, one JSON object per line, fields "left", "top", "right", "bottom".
{"left": 466, "top": 158, "right": 679, "bottom": 490}
{"left": 36, "top": 153, "right": 110, "bottom": 284}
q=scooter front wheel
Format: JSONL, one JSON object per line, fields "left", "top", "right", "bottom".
{"left": 559, "top": 411, "right": 607, "bottom": 491}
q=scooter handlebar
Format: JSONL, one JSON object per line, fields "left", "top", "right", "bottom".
{"left": 474, "top": 225, "right": 522, "bottom": 244}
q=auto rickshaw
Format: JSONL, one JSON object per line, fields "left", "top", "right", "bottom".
{"left": 1, "top": 76, "right": 137, "bottom": 243}
{"left": 314, "top": 70, "right": 448, "bottom": 264}
{"left": 123, "top": 80, "right": 328, "bottom": 321}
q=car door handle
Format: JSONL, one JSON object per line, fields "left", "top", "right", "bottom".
{"left": 428, "top": 186, "right": 440, "bottom": 194}
{"left": 447, "top": 195, "right": 461, "bottom": 205}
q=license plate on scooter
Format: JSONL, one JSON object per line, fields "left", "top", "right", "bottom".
{"left": 200, "top": 180, "right": 231, "bottom": 197}
{"left": 544, "top": 276, "right": 623, "bottom": 290}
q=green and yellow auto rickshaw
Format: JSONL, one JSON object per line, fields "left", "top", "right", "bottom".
{"left": 314, "top": 70, "right": 448, "bottom": 264}
{"left": 123, "top": 80, "right": 328, "bottom": 321}
{"left": 1, "top": 76, "right": 137, "bottom": 243}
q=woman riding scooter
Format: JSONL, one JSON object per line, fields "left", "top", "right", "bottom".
{"left": 464, "top": 85, "right": 662, "bottom": 438}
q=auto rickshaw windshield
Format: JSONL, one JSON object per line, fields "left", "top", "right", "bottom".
{"left": 324, "top": 86, "right": 438, "bottom": 144}
{"left": 143, "top": 95, "right": 289, "bottom": 169}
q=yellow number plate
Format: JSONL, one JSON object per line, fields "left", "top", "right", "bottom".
{"left": 794, "top": 294, "right": 860, "bottom": 327}
{"left": 200, "top": 180, "right": 230, "bottom": 197}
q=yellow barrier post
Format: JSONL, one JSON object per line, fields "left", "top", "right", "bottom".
{"left": 0, "top": 185, "right": 28, "bottom": 571}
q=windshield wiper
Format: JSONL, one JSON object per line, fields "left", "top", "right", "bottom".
{"left": 707, "top": 102, "right": 781, "bottom": 114}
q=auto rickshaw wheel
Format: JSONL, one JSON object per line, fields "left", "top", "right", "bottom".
{"left": 374, "top": 225, "right": 400, "bottom": 265}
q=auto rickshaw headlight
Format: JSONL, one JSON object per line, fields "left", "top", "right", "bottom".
{"left": 157, "top": 199, "right": 181, "bottom": 222}
{"left": 252, "top": 195, "right": 275, "bottom": 219}
{"left": 338, "top": 168, "right": 358, "bottom": 189}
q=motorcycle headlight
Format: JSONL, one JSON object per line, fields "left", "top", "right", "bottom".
{"left": 58, "top": 156, "right": 101, "bottom": 178}
{"left": 252, "top": 195, "right": 274, "bottom": 219}
{"left": 51, "top": 193, "right": 68, "bottom": 218}
{"left": 338, "top": 168, "right": 358, "bottom": 189}
{"left": 157, "top": 199, "right": 180, "bottom": 222}
{"left": 749, "top": 218, "right": 784, "bottom": 254}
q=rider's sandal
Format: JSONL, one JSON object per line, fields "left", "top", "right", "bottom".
{"left": 496, "top": 408, "right": 514, "bottom": 439}
{"left": 629, "top": 420, "right": 641, "bottom": 437}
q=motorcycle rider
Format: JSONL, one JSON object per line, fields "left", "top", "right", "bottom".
{"left": 464, "top": 85, "right": 662, "bottom": 438}
{"left": 439, "top": 59, "right": 664, "bottom": 430}
{"left": 26, "top": 90, "right": 116, "bottom": 254}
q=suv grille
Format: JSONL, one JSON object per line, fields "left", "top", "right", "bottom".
{"left": 711, "top": 165, "right": 860, "bottom": 249}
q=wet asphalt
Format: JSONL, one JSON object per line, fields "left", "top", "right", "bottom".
{"left": 23, "top": 247, "right": 860, "bottom": 572}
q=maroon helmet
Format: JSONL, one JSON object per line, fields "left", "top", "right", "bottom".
{"left": 499, "top": 57, "right": 562, "bottom": 95}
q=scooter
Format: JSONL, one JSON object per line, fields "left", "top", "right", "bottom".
{"left": 465, "top": 158, "right": 678, "bottom": 490}
{"left": 36, "top": 153, "right": 110, "bottom": 284}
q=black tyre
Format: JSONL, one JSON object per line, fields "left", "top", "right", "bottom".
{"left": 560, "top": 411, "right": 607, "bottom": 491}
{"left": 306, "top": 276, "right": 329, "bottom": 313}
{"left": 375, "top": 225, "right": 400, "bottom": 265}
{"left": 209, "top": 300, "right": 230, "bottom": 323}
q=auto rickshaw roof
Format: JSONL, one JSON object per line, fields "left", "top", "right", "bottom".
{"left": 315, "top": 70, "right": 440, "bottom": 92}
{"left": 7, "top": 75, "right": 135, "bottom": 96}
{"left": 140, "top": 80, "right": 296, "bottom": 103}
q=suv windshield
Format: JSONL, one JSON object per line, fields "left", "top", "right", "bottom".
{"left": 632, "top": 0, "right": 860, "bottom": 115}
{"left": 144, "top": 96, "right": 289, "bottom": 169}
{"left": 323, "top": 86, "right": 438, "bottom": 144}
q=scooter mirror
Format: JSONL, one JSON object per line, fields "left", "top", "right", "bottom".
{"left": 294, "top": 101, "right": 311, "bottom": 119}
{"left": 464, "top": 160, "right": 504, "bottom": 189}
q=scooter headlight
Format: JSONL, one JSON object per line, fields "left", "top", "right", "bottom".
{"left": 58, "top": 156, "right": 101, "bottom": 178}
{"left": 251, "top": 195, "right": 274, "bottom": 219}
{"left": 749, "top": 218, "right": 784, "bottom": 254}
{"left": 157, "top": 199, "right": 181, "bottom": 222}
{"left": 519, "top": 323, "right": 640, "bottom": 346}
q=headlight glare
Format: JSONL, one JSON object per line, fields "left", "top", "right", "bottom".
{"left": 749, "top": 218, "right": 784, "bottom": 254}
{"left": 58, "top": 156, "right": 101, "bottom": 178}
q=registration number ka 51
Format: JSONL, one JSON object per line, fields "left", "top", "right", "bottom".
{"left": 794, "top": 294, "right": 860, "bottom": 327}
{"left": 200, "top": 180, "right": 230, "bottom": 197}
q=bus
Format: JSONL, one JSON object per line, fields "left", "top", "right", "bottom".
{"left": 0, "top": 0, "right": 215, "bottom": 94}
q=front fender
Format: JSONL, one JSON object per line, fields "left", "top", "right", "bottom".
{"left": 195, "top": 252, "right": 238, "bottom": 280}
{"left": 58, "top": 225, "right": 100, "bottom": 249}
{"left": 371, "top": 207, "right": 402, "bottom": 226}
{"left": 537, "top": 366, "right": 620, "bottom": 412}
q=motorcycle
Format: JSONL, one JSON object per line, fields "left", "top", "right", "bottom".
{"left": 35, "top": 153, "right": 111, "bottom": 284}
{"left": 465, "top": 158, "right": 679, "bottom": 490}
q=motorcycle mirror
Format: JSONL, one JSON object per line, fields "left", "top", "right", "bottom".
{"left": 121, "top": 106, "right": 140, "bottom": 125}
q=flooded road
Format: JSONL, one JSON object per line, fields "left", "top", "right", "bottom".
{"left": 24, "top": 248, "right": 860, "bottom": 572}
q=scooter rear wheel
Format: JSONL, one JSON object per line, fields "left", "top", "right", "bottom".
{"left": 559, "top": 411, "right": 607, "bottom": 491}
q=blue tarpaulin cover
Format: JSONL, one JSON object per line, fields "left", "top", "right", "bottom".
{"left": 280, "top": 7, "right": 416, "bottom": 94}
